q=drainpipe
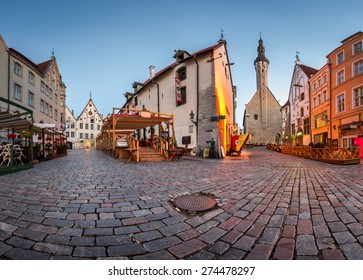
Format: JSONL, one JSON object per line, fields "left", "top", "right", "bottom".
{"left": 308, "top": 80, "right": 312, "bottom": 144}
{"left": 7, "top": 50, "right": 10, "bottom": 110}
{"left": 328, "top": 62, "right": 333, "bottom": 147}
{"left": 149, "top": 66, "right": 160, "bottom": 136}
{"left": 192, "top": 55, "right": 199, "bottom": 150}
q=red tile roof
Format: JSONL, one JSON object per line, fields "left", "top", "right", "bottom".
{"left": 142, "top": 42, "right": 224, "bottom": 87}
{"left": 37, "top": 59, "right": 53, "bottom": 75}
{"left": 9, "top": 47, "right": 53, "bottom": 77}
{"left": 299, "top": 64, "right": 318, "bottom": 78}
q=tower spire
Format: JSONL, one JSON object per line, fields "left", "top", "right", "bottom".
{"left": 255, "top": 34, "right": 269, "bottom": 64}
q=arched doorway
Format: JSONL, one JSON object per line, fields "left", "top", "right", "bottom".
{"left": 296, "top": 127, "right": 303, "bottom": 146}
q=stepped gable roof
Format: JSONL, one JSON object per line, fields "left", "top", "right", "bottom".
{"left": 299, "top": 64, "right": 318, "bottom": 78}
{"left": 76, "top": 97, "right": 102, "bottom": 121}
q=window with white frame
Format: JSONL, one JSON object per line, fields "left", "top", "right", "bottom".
{"left": 14, "top": 62, "right": 22, "bottom": 76}
{"left": 337, "top": 51, "right": 344, "bottom": 64}
{"left": 28, "top": 91, "right": 34, "bottom": 107}
{"left": 45, "top": 103, "right": 49, "bottom": 115}
{"left": 28, "top": 72, "right": 35, "bottom": 85}
{"left": 14, "top": 84, "right": 22, "bottom": 100}
{"left": 49, "top": 105, "right": 53, "bottom": 117}
{"left": 337, "top": 70, "right": 344, "bottom": 85}
{"left": 353, "top": 41, "right": 362, "bottom": 55}
{"left": 71, "top": 132, "right": 74, "bottom": 137}
{"left": 353, "top": 86, "right": 363, "bottom": 108}
{"left": 40, "top": 99, "right": 45, "bottom": 113}
{"left": 40, "top": 81, "right": 45, "bottom": 92}
{"left": 353, "top": 60, "right": 363, "bottom": 76}
{"left": 55, "top": 109, "right": 58, "bottom": 121}
{"left": 337, "top": 94, "right": 345, "bottom": 113}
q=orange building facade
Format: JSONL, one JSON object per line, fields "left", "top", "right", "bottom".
{"left": 326, "top": 32, "right": 363, "bottom": 154}
{"left": 309, "top": 64, "right": 330, "bottom": 146}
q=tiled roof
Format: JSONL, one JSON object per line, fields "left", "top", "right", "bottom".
{"left": 9, "top": 47, "right": 53, "bottom": 77}
{"left": 141, "top": 42, "right": 224, "bottom": 88}
{"left": 299, "top": 64, "right": 318, "bottom": 78}
{"left": 37, "top": 59, "right": 53, "bottom": 75}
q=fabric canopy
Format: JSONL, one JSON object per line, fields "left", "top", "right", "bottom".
{"left": 112, "top": 114, "right": 173, "bottom": 130}
{"left": 33, "top": 123, "right": 56, "bottom": 129}
{"left": 0, "top": 111, "right": 32, "bottom": 129}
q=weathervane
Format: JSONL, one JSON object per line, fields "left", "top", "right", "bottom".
{"left": 220, "top": 29, "right": 224, "bottom": 40}
{"left": 295, "top": 51, "right": 300, "bottom": 62}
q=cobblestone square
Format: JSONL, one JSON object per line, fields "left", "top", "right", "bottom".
{"left": 0, "top": 148, "right": 362, "bottom": 259}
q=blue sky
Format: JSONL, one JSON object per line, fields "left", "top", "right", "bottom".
{"left": 1, "top": 0, "right": 362, "bottom": 126}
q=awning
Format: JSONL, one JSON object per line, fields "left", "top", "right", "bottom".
{"left": 33, "top": 123, "right": 56, "bottom": 133}
{"left": 33, "top": 123, "right": 56, "bottom": 129}
{"left": 339, "top": 121, "right": 363, "bottom": 130}
{"left": 112, "top": 114, "right": 173, "bottom": 130}
{"left": 0, "top": 111, "right": 32, "bottom": 129}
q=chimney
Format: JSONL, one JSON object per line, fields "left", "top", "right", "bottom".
{"left": 71, "top": 110, "right": 74, "bottom": 116}
{"left": 149, "top": 65, "right": 155, "bottom": 79}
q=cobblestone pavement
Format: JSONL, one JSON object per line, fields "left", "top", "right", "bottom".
{"left": 0, "top": 148, "right": 362, "bottom": 260}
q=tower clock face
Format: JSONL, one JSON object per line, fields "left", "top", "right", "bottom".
{"left": 88, "top": 110, "right": 93, "bottom": 116}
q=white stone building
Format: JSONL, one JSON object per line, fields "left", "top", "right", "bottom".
{"left": 280, "top": 100, "right": 291, "bottom": 144}
{"left": 287, "top": 58, "right": 318, "bottom": 145}
{"left": 0, "top": 35, "right": 66, "bottom": 142}
{"left": 122, "top": 39, "right": 237, "bottom": 157}
{"left": 243, "top": 36, "right": 282, "bottom": 144}
{"left": 65, "top": 98, "right": 103, "bottom": 149}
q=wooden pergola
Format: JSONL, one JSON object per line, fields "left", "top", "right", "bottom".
{"left": 97, "top": 108, "right": 175, "bottom": 162}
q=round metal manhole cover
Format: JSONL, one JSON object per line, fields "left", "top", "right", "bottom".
{"left": 173, "top": 194, "right": 217, "bottom": 213}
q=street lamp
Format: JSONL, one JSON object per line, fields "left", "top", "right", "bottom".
{"left": 190, "top": 110, "right": 197, "bottom": 126}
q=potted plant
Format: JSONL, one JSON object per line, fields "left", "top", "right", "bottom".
{"left": 7, "top": 133, "right": 16, "bottom": 139}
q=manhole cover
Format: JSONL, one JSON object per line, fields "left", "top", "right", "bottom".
{"left": 173, "top": 194, "right": 217, "bottom": 213}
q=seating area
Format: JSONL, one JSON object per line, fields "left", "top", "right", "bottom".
{"left": 0, "top": 144, "right": 27, "bottom": 166}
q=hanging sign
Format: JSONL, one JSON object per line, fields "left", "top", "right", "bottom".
{"left": 175, "top": 77, "right": 182, "bottom": 102}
